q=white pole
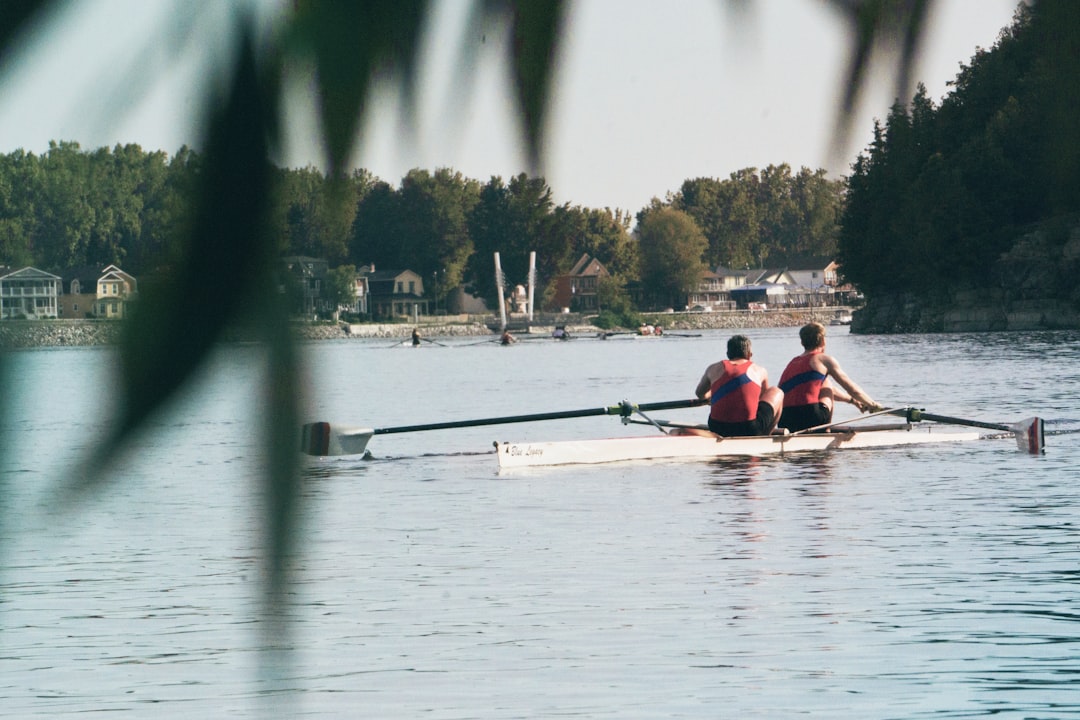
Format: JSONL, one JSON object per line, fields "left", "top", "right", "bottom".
{"left": 527, "top": 251, "right": 536, "bottom": 323}
{"left": 494, "top": 252, "right": 507, "bottom": 331}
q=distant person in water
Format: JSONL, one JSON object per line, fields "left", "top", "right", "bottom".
{"left": 692, "top": 334, "right": 783, "bottom": 437}
{"left": 552, "top": 326, "right": 570, "bottom": 340}
{"left": 500, "top": 330, "right": 516, "bottom": 345}
{"left": 412, "top": 328, "right": 421, "bottom": 347}
{"left": 777, "top": 322, "right": 881, "bottom": 432}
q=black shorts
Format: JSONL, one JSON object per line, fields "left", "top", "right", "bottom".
{"left": 708, "top": 402, "right": 775, "bottom": 437}
{"left": 778, "top": 403, "right": 832, "bottom": 432}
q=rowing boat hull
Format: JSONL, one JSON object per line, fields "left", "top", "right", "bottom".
{"left": 494, "top": 428, "right": 981, "bottom": 468}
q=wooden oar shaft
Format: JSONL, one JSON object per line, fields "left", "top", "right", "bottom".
{"left": 372, "top": 398, "right": 704, "bottom": 435}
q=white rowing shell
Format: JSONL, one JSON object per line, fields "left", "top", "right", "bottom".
{"left": 495, "top": 428, "right": 982, "bottom": 468}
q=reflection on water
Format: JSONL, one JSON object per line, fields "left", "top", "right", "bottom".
{"left": 3, "top": 332, "right": 1080, "bottom": 718}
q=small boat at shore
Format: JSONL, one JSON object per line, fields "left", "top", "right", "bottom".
{"left": 830, "top": 311, "right": 853, "bottom": 325}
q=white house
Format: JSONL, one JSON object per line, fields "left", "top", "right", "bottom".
{"left": 0, "top": 266, "right": 61, "bottom": 319}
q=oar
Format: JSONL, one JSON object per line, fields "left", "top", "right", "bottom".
{"left": 887, "top": 407, "right": 1045, "bottom": 454}
{"left": 301, "top": 398, "right": 706, "bottom": 456}
{"left": 790, "top": 406, "right": 908, "bottom": 435}
{"left": 391, "top": 336, "right": 448, "bottom": 348}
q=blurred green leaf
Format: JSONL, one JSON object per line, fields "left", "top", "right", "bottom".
{"left": 64, "top": 20, "right": 281, "bottom": 495}
{"left": 0, "top": 0, "right": 46, "bottom": 57}
{"left": 506, "top": 0, "right": 565, "bottom": 170}
{"left": 289, "top": 0, "right": 428, "bottom": 177}
{"left": 827, "top": 0, "right": 934, "bottom": 159}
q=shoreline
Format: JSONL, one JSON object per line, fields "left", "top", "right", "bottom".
{"left": 0, "top": 309, "right": 847, "bottom": 349}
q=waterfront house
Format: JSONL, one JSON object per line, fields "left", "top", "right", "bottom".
{"left": 783, "top": 257, "right": 838, "bottom": 290}
{"left": 59, "top": 266, "right": 100, "bottom": 318}
{"left": 0, "top": 266, "right": 61, "bottom": 319}
{"left": 730, "top": 282, "right": 789, "bottom": 309}
{"left": 281, "top": 255, "right": 332, "bottom": 317}
{"left": 743, "top": 258, "right": 839, "bottom": 307}
{"left": 345, "top": 272, "right": 369, "bottom": 316}
{"left": 93, "top": 265, "right": 138, "bottom": 318}
{"left": 359, "top": 265, "right": 429, "bottom": 319}
{"left": 715, "top": 266, "right": 750, "bottom": 291}
{"left": 686, "top": 266, "right": 754, "bottom": 311}
{"left": 59, "top": 264, "right": 138, "bottom": 319}
{"left": 553, "top": 254, "right": 609, "bottom": 312}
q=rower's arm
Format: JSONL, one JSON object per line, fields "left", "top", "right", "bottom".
{"left": 695, "top": 375, "right": 711, "bottom": 400}
{"left": 823, "top": 357, "right": 877, "bottom": 410}
{"left": 695, "top": 367, "right": 715, "bottom": 400}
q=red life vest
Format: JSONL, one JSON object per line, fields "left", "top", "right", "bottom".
{"left": 779, "top": 349, "right": 827, "bottom": 407}
{"left": 709, "top": 360, "right": 764, "bottom": 423}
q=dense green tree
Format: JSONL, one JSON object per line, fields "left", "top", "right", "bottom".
{"left": 325, "top": 263, "right": 357, "bottom": 316}
{"left": 397, "top": 168, "right": 480, "bottom": 301}
{"left": 132, "top": 145, "right": 200, "bottom": 276}
{"left": 33, "top": 141, "right": 97, "bottom": 271}
{"left": 465, "top": 173, "right": 554, "bottom": 307}
{"left": 85, "top": 144, "right": 146, "bottom": 269}
{"left": 348, "top": 179, "right": 399, "bottom": 268}
{"left": 0, "top": 149, "right": 41, "bottom": 267}
{"left": 710, "top": 172, "right": 761, "bottom": 268}
{"left": 348, "top": 168, "right": 478, "bottom": 306}
{"left": 788, "top": 167, "right": 843, "bottom": 259}
{"left": 0, "top": 142, "right": 204, "bottom": 276}
{"left": 839, "top": 2, "right": 1080, "bottom": 299}
{"left": 674, "top": 177, "right": 728, "bottom": 265}
{"left": 635, "top": 206, "right": 708, "bottom": 310}
{"left": 673, "top": 164, "right": 843, "bottom": 270}
{"left": 270, "top": 166, "right": 368, "bottom": 264}
{"left": 541, "top": 205, "right": 635, "bottom": 275}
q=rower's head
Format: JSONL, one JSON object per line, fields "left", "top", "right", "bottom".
{"left": 799, "top": 322, "right": 827, "bottom": 350}
{"left": 727, "top": 334, "right": 752, "bottom": 360}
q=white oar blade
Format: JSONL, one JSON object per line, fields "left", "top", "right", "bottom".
{"left": 1010, "top": 417, "right": 1045, "bottom": 454}
{"left": 301, "top": 422, "right": 374, "bottom": 456}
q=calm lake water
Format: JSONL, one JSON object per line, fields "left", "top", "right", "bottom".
{"left": 3, "top": 327, "right": 1080, "bottom": 718}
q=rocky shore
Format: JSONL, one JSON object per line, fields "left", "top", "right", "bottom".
{"left": 852, "top": 292, "right": 1080, "bottom": 333}
{"left": 1, "top": 309, "right": 845, "bottom": 349}
{"left": 0, "top": 320, "right": 124, "bottom": 349}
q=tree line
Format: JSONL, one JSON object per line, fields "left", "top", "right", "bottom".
{"left": 6, "top": 0, "right": 1073, "bottom": 320}
{"left": 839, "top": 2, "right": 1080, "bottom": 305}
{"left": 0, "top": 142, "right": 844, "bottom": 315}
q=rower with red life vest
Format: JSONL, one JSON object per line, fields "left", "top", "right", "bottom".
{"left": 692, "top": 335, "right": 783, "bottom": 437}
{"left": 777, "top": 322, "right": 881, "bottom": 432}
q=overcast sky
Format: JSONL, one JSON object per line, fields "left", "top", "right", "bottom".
{"left": 0, "top": 0, "right": 1021, "bottom": 215}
